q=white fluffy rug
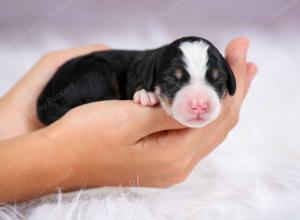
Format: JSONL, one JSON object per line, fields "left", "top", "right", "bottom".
{"left": 1, "top": 32, "right": 300, "bottom": 219}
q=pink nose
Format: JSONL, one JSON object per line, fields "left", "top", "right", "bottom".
{"left": 189, "top": 101, "right": 208, "bottom": 114}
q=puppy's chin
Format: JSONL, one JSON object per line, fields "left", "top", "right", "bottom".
{"left": 171, "top": 111, "right": 220, "bottom": 128}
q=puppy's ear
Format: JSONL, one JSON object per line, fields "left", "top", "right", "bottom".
{"left": 142, "top": 51, "right": 159, "bottom": 91}
{"left": 223, "top": 58, "right": 236, "bottom": 96}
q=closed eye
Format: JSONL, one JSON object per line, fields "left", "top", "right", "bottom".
{"left": 212, "top": 71, "right": 226, "bottom": 84}
{"left": 163, "top": 72, "right": 181, "bottom": 82}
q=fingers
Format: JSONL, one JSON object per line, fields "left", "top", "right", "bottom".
{"left": 181, "top": 126, "right": 230, "bottom": 176}
{"left": 225, "top": 37, "right": 249, "bottom": 85}
{"left": 7, "top": 44, "right": 110, "bottom": 103}
{"left": 246, "top": 62, "right": 257, "bottom": 80}
{"left": 244, "top": 62, "right": 258, "bottom": 97}
{"left": 62, "top": 100, "right": 184, "bottom": 144}
{"left": 225, "top": 37, "right": 249, "bottom": 68}
{"left": 83, "top": 100, "right": 186, "bottom": 140}
{"left": 35, "top": 44, "right": 110, "bottom": 73}
{"left": 54, "top": 44, "right": 110, "bottom": 66}
{"left": 11, "top": 44, "right": 110, "bottom": 85}
{"left": 62, "top": 44, "right": 110, "bottom": 55}
{"left": 130, "top": 104, "right": 186, "bottom": 137}
{"left": 85, "top": 100, "right": 185, "bottom": 140}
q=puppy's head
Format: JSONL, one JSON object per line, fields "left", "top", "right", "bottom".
{"left": 148, "top": 37, "right": 236, "bottom": 128}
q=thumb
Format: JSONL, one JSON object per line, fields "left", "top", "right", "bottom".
{"left": 129, "top": 103, "right": 186, "bottom": 137}
{"left": 225, "top": 37, "right": 249, "bottom": 84}
{"left": 243, "top": 62, "right": 258, "bottom": 98}
{"left": 224, "top": 37, "right": 251, "bottom": 108}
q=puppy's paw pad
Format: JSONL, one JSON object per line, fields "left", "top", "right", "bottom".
{"left": 148, "top": 92, "right": 159, "bottom": 105}
{"left": 133, "top": 89, "right": 158, "bottom": 106}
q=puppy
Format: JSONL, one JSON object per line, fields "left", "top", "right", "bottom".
{"left": 37, "top": 36, "right": 236, "bottom": 128}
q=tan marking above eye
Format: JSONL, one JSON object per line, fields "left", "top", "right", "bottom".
{"left": 212, "top": 69, "right": 220, "bottom": 80}
{"left": 160, "top": 95, "right": 172, "bottom": 106}
{"left": 175, "top": 69, "right": 183, "bottom": 80}
{"left": 155, "top": 86, "right": 161, "bottom": 95}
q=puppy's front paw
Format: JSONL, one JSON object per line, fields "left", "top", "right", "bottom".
{"left": 133, "top": 89, "right": 159, "bottom": 106}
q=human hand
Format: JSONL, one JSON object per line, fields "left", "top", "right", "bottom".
{"left": 0, "top": 44, "right": 109, "bottom": 140}
{"left": 0, "top": 37, "right": 256, "bottom": 202}
{"left": 49, "top": 37, "right": 257, "bottom": 188}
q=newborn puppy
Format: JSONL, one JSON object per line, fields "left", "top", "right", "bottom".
{"left": 37, "top": 36, "right": 236, "bottom": 127}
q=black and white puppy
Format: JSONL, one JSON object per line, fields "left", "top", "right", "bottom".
{"left": 37, "top": 36, "right": 236, "bottom": 127}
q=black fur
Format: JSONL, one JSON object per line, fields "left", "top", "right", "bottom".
{"left": 37, "top": 36, "right": 236, "bottom": 125}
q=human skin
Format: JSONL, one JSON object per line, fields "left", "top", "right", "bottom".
{"left": 0, "top": 38, "right": 257, "bottom": 203}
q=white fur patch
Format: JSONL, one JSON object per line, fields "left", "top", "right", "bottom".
{"left": 179, "top": 41, "right": 209, "bottom": 84}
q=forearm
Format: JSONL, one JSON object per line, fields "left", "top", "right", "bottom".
{"left": 0, "top": 125, "right": 80, "bottom": 203}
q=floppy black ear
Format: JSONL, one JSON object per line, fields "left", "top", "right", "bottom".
{"left": 223, "top": 58, "right": 236, "bottom": 96}
{"left": 142, "top": 52, "right": 159, "bottom": 91}
{"left": 142, "top": 61, "right": 156, "bottom": 91}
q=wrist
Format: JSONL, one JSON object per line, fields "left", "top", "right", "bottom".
{"left": 0, "top": 125, "right": 83, "bottom": 202}
{"left": 37, "top": 123, "right": 86, "bottom": 191}
{"left": 43, "top": 121, "right": 93, "bottom": 190}
{"left": 48, "top": 119, "right": 109, "bottom": 189}
{"left": 0, "top": 96, "right": 18, "bottom": 140}
{"left": 0, "top": 96, "right": 41, "bottom": 140}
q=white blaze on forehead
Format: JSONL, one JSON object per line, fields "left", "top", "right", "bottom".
{"left": 179, "top": 41, "right": 209, "bottom": 84}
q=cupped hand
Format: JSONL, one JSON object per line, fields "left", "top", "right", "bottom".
{"left": 48, "top": 37, "right": 257, "bottom": 188}
{"left": 0, "top": 44, "right": 110, "bottom": 140}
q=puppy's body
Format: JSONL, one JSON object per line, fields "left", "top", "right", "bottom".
{"left": 38, "top": 36, "right": 236, "bottom": 127}
{"left": 37, "top": 48, "right": 162, "bottom": 124}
